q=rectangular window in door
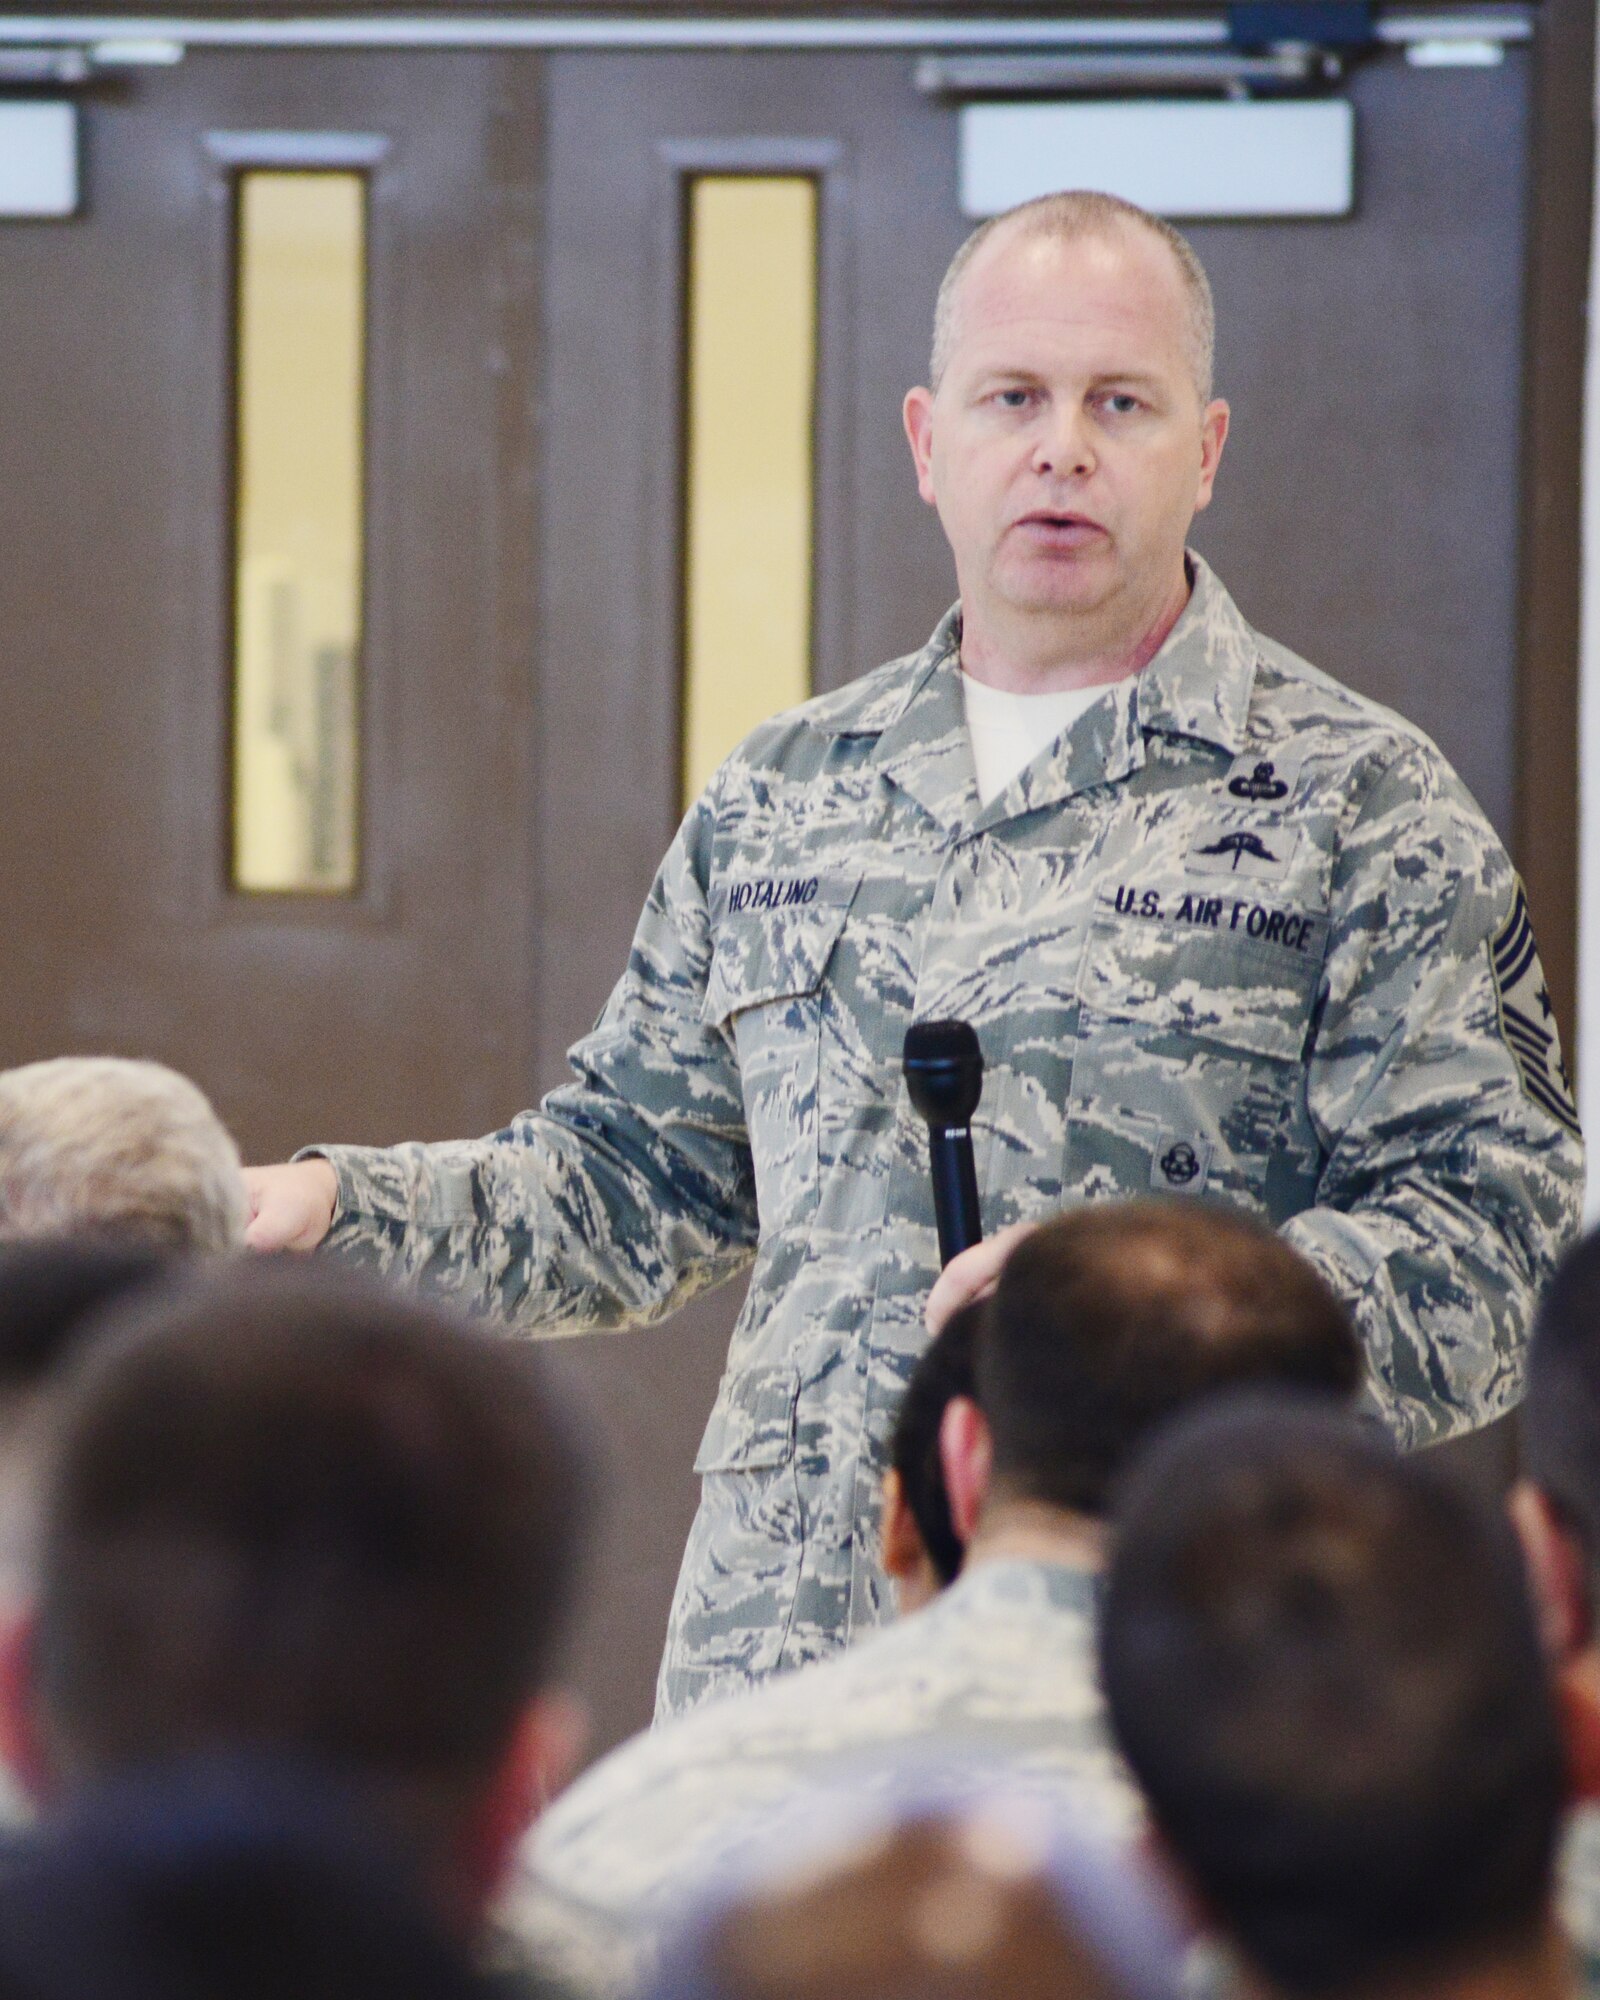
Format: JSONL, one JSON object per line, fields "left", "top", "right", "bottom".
{"left": 231, "top": 168, "right": 366, "bottom": 893}
{"left": 680, "top": 175, "right": 818, "bottom": 810}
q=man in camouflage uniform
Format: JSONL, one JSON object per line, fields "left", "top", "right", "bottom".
{"left": 246, "top": 190, "right": 1583, "bottom": 1719}
{"left": 498, "top": 1202, "right": 1362, "bottom": 2000}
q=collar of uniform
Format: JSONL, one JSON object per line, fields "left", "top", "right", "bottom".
{"left": 1132, "top": 553, "right": 1258, "bottom": 755}
{"left": 869, "top": 608, "right": 983, "bottom": 837}
{"left": 966, "top": 555, "right": 1256, "bottom": 831}
{"left": 859, "top": 562, "right": 1256, "bottom": 836}
{"left": 970, "top": 675, "right": 1143, "bottom": 832}
{"left": 950, "top": 1553, "right": 1102, "bottom": 1617}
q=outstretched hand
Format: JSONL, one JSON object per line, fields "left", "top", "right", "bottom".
{"left": 923, "top": 1219, "right": 1039, "bottom": 1337}
{"left": 243, "top": 1160, "right": 339, "bottom": 1253}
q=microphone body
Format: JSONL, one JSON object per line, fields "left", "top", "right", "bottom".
{"left": 902, "top": 1020, "right": 985, "bottom": 1268}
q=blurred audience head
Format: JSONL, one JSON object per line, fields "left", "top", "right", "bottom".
{"left": 940, "top": 1200, "right": 1360, "bottom": 1552}
{"left": 1521, "top": 1227, "right": 1600, "bottom": 1651}
{"left": 1100, "top": 1396, "right": 1566, "bottom": 2000}
{"left": 650, "top": 1786, "right": 1184, "bottom": 2000}
{"left": 8, "top": 1258, "right": 594, "bottom": 1933}
{"left": 0, "top": 1753, "right": 497, "bottom": 2000}
{"left": 882, "top": 1301, "right": 979, "bottom": 1611}
{"left": 0, "top": 1240, "right": 168, "bottom": 1610}
{"left": 0, "top": 1057, "right": 246, "bottom": 1254}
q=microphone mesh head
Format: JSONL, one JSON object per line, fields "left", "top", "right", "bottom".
{"left": 903, "top": 1019, "right": 981, "bottom": 1068}
{"left": 902, "top": 1019, "right": 984, "bottom": 1126}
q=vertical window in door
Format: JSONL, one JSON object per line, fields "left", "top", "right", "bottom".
{"left": 231, "top": 170, "right": 366, "bottom": 893}
{"left": 680, "top": 176, "right": 818, "bottom": 811}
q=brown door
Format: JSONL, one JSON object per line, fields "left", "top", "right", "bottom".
{"left": 0, "top": 47, "right": 541, "bottom": 1160}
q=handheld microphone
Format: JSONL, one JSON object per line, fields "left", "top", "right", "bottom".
{"left": 903, "top": 1019, "right": 985, "bottom": 1268}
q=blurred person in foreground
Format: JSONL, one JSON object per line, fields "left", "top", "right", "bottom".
{"left": 508, "top": 1199, "right": 1360, "bottom": 1998}
{"left": 0, "top": 1756, "right": 499, "bottom": 2000}
{"left": 0, "top": 1241, "right": 171, "bottom": 1825}
{"left": 0, "top": 1258, "right": 594, "bottom": 1996}
{"left": 1101, "top": 1398, "right": 1571, "bottom": 2000}
{"left": 0, "top": 1055, "right": 246, "bottom": 1254}
{"left": 0, "top": 1241, "right": 169, "bottom": 1618}
{"left": 1508, "top": 1228, "right": 1600, "bottom": 1996}
{"left": 0, "top": 1056, "right": 244, "bottom": 1715}
{"left": 645, "top": 1782, "right": 1186, "bottom": 2000}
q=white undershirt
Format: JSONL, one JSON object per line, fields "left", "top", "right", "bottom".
{"left": 961, "top": 672, "right": 1106, "bottom": 806}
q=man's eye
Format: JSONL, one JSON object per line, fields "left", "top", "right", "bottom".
{"left": 1103, "top": 392, "right": 1142, "bottom": 416}
{"left": 995, "top": 388, "right": 1032, "bottom": 409}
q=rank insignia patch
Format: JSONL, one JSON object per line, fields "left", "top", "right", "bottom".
{"left": 1491, "top": 885, "right": 1580, "bottom": 1137}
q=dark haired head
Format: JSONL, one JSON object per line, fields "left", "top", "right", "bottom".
{"left": 1100, "top": 1396, "right": 1565, "bottom": 1999}
{"left": 977, "top": 1201, "right": 1360, "bottom": 1517}
{"left": 0, "top": 1240, "right": 173, "bottom": 1606}
{"left": 1524, "top": 1225, "right": 1600, "bottom": 1620}
{"left": 32, "top": 1258, "right": 592, "bottom": 1858}
{"left": 0, "top": 1239, "right": 170, "bottom": 1395}
{"left": 0, "top": 1752, "right": 498, "bottom": 2000}
{"left": 889, "top": 1302, "right": 980, "bottom": 1587}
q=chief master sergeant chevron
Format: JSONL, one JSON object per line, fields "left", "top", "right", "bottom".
{"left": 243, "top": 189, "right": 1584, "bottom": 1719}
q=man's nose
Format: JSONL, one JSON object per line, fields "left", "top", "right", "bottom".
{"left": 1032, "top": 403, "right": 1094, "bottom": 479}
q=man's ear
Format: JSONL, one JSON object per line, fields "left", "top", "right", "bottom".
{"left": 880, "top": 1469, "right": 922, "bottom": 1582}
{"left": 1192, "top": 398, "right": 1230, "bottom": 514}
{"left": 1510, "top": 1481, "right": 1590, "bottom": 1661}
{"left": 457, "top": 1690, "right": 589, "bottom": 1918}
{"left": 939, "top": 1396, "right": 993, "bottom": 1549}
{"left": 0, "top": 1610, "right": 52, "bottom": 1806}
{"left": 903, "top": 386, "right": 938, "bottom": 507}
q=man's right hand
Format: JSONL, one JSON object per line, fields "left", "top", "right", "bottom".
{"left": 243, "top": 1160, "right": 339, "bottom": 1253}
{"left": 923, "top": 1219, "right": 1039, "bottom": 1338}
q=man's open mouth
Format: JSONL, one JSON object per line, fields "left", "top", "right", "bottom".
{"left": 1014, "top": 511, "right": 1106, "bottom": 545}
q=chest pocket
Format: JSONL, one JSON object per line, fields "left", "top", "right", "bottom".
{"left": 704, "top": 873, "right": 860, "bottom": 1224}
{"left": 1067, "top": 908, "right": 1324, "bottom": 1215}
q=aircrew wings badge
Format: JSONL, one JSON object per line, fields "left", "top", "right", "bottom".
{"left": 1491, "top": 885, "right": 1580, "bottom": 1137}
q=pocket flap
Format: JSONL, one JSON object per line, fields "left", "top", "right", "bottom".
{"left": 702, "top": 873, "right": 861, "bottom": 1026}
{"left": 1077, "top": 913, "right": 1320, "bottom": 1064}
{"left": 693, "top": 1365, "right": 800, "bottom": 1474}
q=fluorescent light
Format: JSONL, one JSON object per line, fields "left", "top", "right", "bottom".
{"left": 0, "top": 103, "right": 77, "bottom": 219}
{"left": 960, "top": 100, "right": 1355, "bottom": 221}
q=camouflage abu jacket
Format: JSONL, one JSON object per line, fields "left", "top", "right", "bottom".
{"left": 312, "top": 556, "right": 1584, "bottom": 1716}
{"left": 502, "top": 1557, "right": 1137, "bottom": 2000}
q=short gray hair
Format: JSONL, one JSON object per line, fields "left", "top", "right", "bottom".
{"left": 930, "top": 190, "right": 1215, "bottom": 403}
{"left": 0, "top": 1058, "right": 246, "bottom": 1256}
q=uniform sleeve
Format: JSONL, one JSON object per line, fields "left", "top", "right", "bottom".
{"left": 306, "top": 789, "right": 759, "bottom": 1331}
{"left": 1281, "top": 745, "right": 1584, "bottom": 1448}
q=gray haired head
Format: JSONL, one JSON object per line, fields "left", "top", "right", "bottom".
{"left": 0, "top": 1057, "right": 246, "bottom": 1256}
{"left": 930, "top": 189, "right": 1215, "bottom": 403}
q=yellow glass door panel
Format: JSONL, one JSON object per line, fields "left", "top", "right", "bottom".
{"left": 231, "top": 169, "right": 366, "bottom": 892}
{"left": 681, "top": 176, "right": 818, "bottom": 809}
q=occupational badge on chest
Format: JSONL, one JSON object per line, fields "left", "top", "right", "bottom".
{"left": 1185, "top": 826, "right": 1302, "bottom": 882}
